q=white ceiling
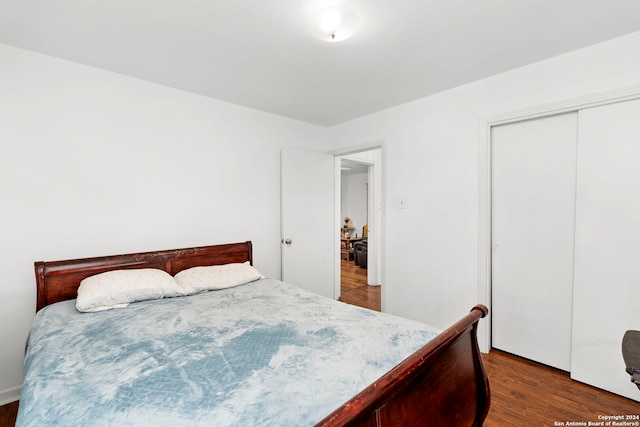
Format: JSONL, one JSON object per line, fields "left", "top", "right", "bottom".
{"left": 2, "top": 0, "right": 640, "bottom": 126}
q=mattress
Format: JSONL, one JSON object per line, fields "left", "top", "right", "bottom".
{"left": 17, "top": 278, "right": 440, "bottom": 426}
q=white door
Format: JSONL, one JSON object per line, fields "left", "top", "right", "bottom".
{"left": 492, "top": 112, "right": 578, "bottom": 371}
{"left": 281, "top": 148, "right": 335, "bottom": 298}
{"left": 571, "top": 99, "right": 640, "bottom": 401}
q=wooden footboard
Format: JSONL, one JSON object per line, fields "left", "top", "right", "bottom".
{"left": 316, "top": 305, "right": 490, "bottom": 427}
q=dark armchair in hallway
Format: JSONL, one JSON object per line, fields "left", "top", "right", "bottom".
{"left": 354, "top": 240, "right": 368, "bottom": 269}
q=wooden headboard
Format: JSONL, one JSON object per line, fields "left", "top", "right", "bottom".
{"left": 34, "top": 241, "right": 253, "bottom": 312}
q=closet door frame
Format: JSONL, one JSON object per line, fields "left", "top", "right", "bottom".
{"left": 477, "top": 83, "right": 640, "bottom": 353}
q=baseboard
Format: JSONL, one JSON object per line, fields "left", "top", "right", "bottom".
{"left": 0, "top": 385, "right": 21, "bottom": 406}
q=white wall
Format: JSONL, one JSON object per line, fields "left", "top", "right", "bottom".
{"left": 0, "top": 44, "right": 326, "bottom": 403}
{"left": 327, "top": 31, "right": 640, "bottom": 332}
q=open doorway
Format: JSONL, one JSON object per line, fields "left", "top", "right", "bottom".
{"left": 336, "top": 148, "right": 382, "bottom": 311}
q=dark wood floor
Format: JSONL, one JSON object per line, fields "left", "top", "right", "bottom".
{"left": 338, "top": 259, "right": 380, "bottom": 311}
{"left": 483, "top": 349, "right": 639, "bottom": 426}
{"left": 0, "top": 401, "right": 18, "bottom": 427}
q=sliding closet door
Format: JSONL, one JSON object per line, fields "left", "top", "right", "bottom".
{"left": 571, "top": 99, "right": 640, "bottom": 401}
{"left": 492, "top": 112, "right": 578, "bottom": 371}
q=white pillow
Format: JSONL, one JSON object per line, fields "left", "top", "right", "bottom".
{"left": 174, "top": 261, "right": 264, "bottom": 295}
{"left": 76, "top": 268, "right": 186, "bottom": 312}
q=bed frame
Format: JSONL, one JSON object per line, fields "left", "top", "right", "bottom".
{"left": 34, "top": 241, "right": 490, "bottom": 426}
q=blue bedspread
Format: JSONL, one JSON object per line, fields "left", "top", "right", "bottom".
{"left": 17, "top": 279, "right": 439, "bottom": 426}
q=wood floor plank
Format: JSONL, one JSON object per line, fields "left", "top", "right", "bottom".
{"left": 0, "top": 400, "right": 18, "bottom": 427}
{"left": 338, "top": 259, "right": 380, "bottom": 311}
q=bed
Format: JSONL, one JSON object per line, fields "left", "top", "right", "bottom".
{"left": 18, "top": 241, "right": 490, "bottom": 426}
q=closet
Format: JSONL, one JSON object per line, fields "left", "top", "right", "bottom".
{"left": 491, "top": 98, "right": 640, "bottom": 402}
{"left": 492, "top": 112, "right": 578, "bottom": 372}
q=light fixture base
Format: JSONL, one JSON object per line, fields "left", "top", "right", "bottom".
{"left": 310, "top": 5, "right": 360, "bottom": 42}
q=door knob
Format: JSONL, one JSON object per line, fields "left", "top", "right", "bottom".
{"left": 282, "top": 238, "right": 293, "bottom": 245}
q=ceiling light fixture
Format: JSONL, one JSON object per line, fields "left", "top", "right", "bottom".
{"left": 312, "top": 5, "right": 360, "bottom": 42}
